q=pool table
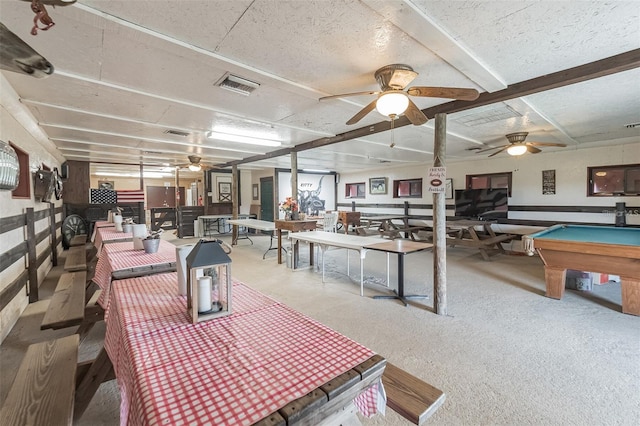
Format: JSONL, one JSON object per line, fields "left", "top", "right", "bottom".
{"left": 526, "top": 224, "right": 640, "bottom": 316}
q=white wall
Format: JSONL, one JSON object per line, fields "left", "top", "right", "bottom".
{"left": 0, "top": 74, "right": 65, "bottom": 342}
{"left": 337, "top": 142, "right": 640, "bottom": 226}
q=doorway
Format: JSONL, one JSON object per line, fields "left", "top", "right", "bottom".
{"left": 260, "top": 177, "right": 274, "bottom": 221}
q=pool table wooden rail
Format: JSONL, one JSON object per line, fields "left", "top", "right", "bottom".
{"left": 533, "top": 236, "right": 640, "bottom": 316}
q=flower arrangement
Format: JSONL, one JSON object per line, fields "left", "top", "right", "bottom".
{"left": 145, "top": 229, "right": 164, "bottom": 240}
{"left": 279, "top": 197, "right": 298, "bottom": 213}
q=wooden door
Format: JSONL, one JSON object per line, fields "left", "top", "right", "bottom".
{"left": 260, "top": 177, "right": 274, "bottom": 222}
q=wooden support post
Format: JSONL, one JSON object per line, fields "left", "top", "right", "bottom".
{"left": 49, "top": 203, "right": 58, "bottom": 267}
{"left": 291, "top": 151, "right": 298, "bottom": 205}
{"left": 433, "top": 113, "right": 447, "bottom": 315}
{"left": 26, "top": 208, "right": 38, "bottom": 303}
{"left": 232, "top": 165, "right": 239, "bottom": 244}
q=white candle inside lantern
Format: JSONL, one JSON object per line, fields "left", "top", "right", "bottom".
{"left": 197, "top": 276, "right": 212, "bottom": 313}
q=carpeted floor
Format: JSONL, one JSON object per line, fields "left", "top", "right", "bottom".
{"left": 1, "top": 231, "right": 638, "bottom": 425}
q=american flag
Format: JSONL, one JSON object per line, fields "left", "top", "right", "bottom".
{"left": 90, "top": 189, "right": 116, "bottom": 204}
{"left": 117, "top": 190, "right": 145, "bottom": 203}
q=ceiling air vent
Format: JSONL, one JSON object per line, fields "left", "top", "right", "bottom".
{"left": 454, "top": 104, "right": 522, "bottom": 127}
{"left": 215, "top": 73, "right": 260, "bottom": 96}
{"left": 164, "top": 129, "right": 190, "bottom": 137}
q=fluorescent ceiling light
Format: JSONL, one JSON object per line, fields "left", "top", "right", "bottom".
{"left": 206, "top": 131, "right": 281, "bottom": 147}
{"left": 303, "top": 169, "right": 331, "bottom": 173}
{"left": 94, "top": 171, "right": 173, "bottom": 178}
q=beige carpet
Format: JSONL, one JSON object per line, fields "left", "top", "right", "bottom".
{"left": 1, "top": 231, "right": 638, "bottom": 425}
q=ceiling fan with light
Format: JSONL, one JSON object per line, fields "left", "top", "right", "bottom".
{"left": 177, "top": 155, "right": 216, "bottom": 172}
{"left": 320, "top": 64, "right": 480, "bottom": 126}
{"left": 477, "top": 132, "right": 567, "bottom": 157}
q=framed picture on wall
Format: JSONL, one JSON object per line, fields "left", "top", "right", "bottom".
{"left": 98, "top": 180, "right": 114, "bottom": 190}
{"left": 218, "top": 182, "right": 231, "bottom": 201}
{"left": 369, "top": 177, "right": 387, "bottom": 194}
{"left": 445, "top": 178, "right": 453, "bottom": 199}
{"left": 252, "top": 184, "right": 259, "bottom": 200}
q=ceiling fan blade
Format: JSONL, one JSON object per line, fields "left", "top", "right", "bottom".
{"left": 404, "top": 98, "right": 428, "bottom": 125}
{"left": 527, "top": 145, "right": 542, "bottom": 154}
{"left": 319, "top": 91, "right": 379, "bottom": 101}
{"left": 488, "top": 146, "right": 510, "bottom": 157}
{"left": 407, "top": 86, "right": 480, "bottom": 101}
{"left": 526, "top": 142, "right": 568, "bottom": 147}
{"left": 476, "top": 145, "right": 508, "bottom": 153}
{"left": 346, "top": 98, "right": 378, "bottom": 125}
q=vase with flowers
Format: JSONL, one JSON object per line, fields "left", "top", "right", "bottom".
{"left": 279, "top": 197, "right": 299, "bottom": 220}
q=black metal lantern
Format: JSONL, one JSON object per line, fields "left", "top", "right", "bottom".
{"left": 185, "top": 239, "right": 233, "bottom": 323}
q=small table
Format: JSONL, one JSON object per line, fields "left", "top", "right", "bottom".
{"left": 92, "top": 240, "right": 177, "bottom": 311}
{"left": 94, "top": 227, "right": 132, "bottom": 253}
{"left": 227, "top": 219, "right": 278, "bottom": 258}
{"left": 275, "top": 219, "right": 318, "bottom": 265}
{"left": 525, "top": 224, "right": 640, "bottom": 315}
{"left": 368, "top": 239, "right": 433, "bottom": 307}
{"left": 288, "top": 231, "right": 386, "bottom": 296}
{"left": 337, "top": 211, "right": 361, "bottom": 234}
{"left": 90, "top": 221, "right": 115, "bottom": 242}
{"left": 197, "top": 214, "right": 251, "bottom": 237}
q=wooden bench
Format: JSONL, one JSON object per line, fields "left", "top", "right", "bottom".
{"left": 382, "top": 362, "right": 445, "bottom": 425}
{"left": 64, "top": 246, "right": 87, "bottom": 272}
{"left": 69, "top": 234, "right": 88, "bottom": 247}
{"left": 0, "top": 335, "right": 79, "bottom": 426}
{"left": 446, "top": 233, "right": 516, "bottom": 260}
{"left": 381, "top": 226, "right": 427, "bottom": 240}
{"left": 41, "top": 271, "right": 87, "bottom": 330}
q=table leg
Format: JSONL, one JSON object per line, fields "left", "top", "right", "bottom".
{"left": 74, "top": 347, "right": 114, "bottom": 421}
{"left": 262, "top": 231, "right": 277, "bottom": 259}
{"left": 621, "top": 277, "right": 640, "bottom": 316}
{"left": 277, "top": 229, "right": 283, "bottom": 264}
{"left": 467, "top": 226, "right": 491, "bottom": 261}
{"left": 544, "top": 266, "right": 566, "bottom": 299}
{"left": 484, "top": 223, "right": 506, "bottom": 254}
{"left": 374, "top": 253, "right": 428, "bottom": 306}
{"left": 320, "top": 244, "right": 326, "bottom": 282}
{"left": 359, "top": 249, "right": 367, "bottom": 297}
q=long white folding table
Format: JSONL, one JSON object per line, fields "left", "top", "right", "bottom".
{"left": 288, "top": 231, "right": 388, "bottom": 296}
{"left": 227, "top": 218, "right": 279, "bottom": 258}
{"left": 197, "top": 214, "right": 252, "bottom": 237}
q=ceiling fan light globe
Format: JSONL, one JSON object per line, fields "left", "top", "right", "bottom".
{"left": 376, "top": 92, "right": 409, "bottom": 117}
{"left": 507, "top": 144, "right": 528, "bottom": 156}
{"left": 188, "top": 164, "right": 202, "bottom": 172}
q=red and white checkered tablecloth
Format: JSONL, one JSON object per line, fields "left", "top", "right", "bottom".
{"left": 95, "top": 227, "right": 133, "bottom": 253}
{"left": 91, "top": 221, "right": 115, "bottom": 242}
{"left": 93, "top": 240, "right": 177, "bottom": 310}
{"left": 104, "top": 272, "right": 383, "bottom": 425}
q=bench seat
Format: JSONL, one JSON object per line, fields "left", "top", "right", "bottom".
{"left": 41, "top": 271, "right": 87, "bottom": 330}
{"left": 0, "top": 335, "right": 79, "bottom": 426}
{"left": 445, "top": 233, "right": 515, "bottom": 248}
{"left": 64, "top": 246, "right": 87, "bottom": 272}
{"left": 69, "top": 234, "right": 88, "bottom": 247}
{"left": 382, "top": 362, "right": 445, "bottom": 425}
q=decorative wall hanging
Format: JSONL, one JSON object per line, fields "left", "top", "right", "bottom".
{"left": 542, "top": 170, "right": 556, "bottom": 195}
{"left": 0, "top": 140, "right": 20, "bottom": 191}
{"left": 369, "top": 177, "right": 387, "bottom": 195}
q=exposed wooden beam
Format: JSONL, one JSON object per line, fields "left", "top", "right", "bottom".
{"left": 219, "top": 48, "right": 640, "bottom": 168}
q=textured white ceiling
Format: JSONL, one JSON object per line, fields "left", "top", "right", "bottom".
{"left": 1, "top": 0, "right": 638, "bottom": 176}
